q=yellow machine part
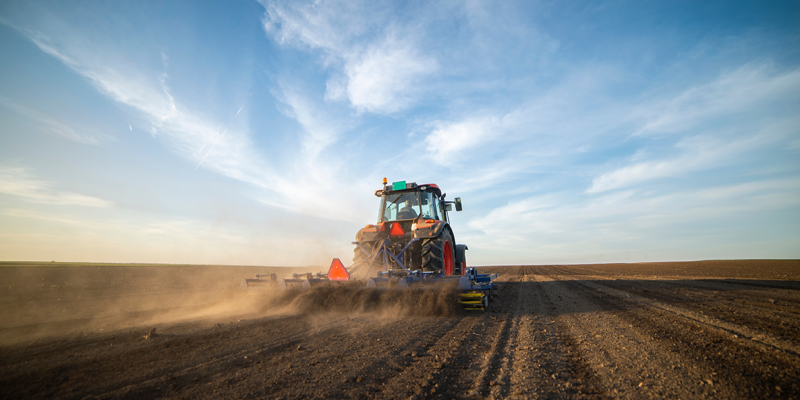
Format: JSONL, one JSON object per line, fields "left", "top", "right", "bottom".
{"left": 458, "top": 291, "right": 486, "bottom": 311}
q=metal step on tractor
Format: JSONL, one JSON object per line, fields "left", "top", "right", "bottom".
{"left": 241, "top": 178, "right": 496, "bottom": 310}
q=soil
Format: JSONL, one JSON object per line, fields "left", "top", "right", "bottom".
{"left": 1, "top": 259, "right": 799, "bottom": 399}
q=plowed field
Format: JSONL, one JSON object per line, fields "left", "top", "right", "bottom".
{"left": 1, "top": 260, "right": 799, "bottom": 399}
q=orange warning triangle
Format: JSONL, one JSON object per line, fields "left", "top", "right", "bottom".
{"left": 327, "top": 258, "right": 350, "bottom": 281}
{"left": 390, "top": 222, "right": 405, "bottom": 236}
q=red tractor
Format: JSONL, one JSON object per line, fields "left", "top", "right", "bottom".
{"left": 353, "top": 179, "right": 467, "bottom": 277}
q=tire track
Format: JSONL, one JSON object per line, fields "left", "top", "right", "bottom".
{"left": 540, "top": 268, "right": 800, "bottom": 398}
{"left": 470, "top": 266, "right": 522, "bottom": 398}
{"left": 533, "top": 271, "right": 737, "bottom": 399}
{"left": 576, "top": 277, "right": 800, "bottom": 356}
{"left": 372, "top": 270, "right": 521, "bottom": 399}
{"left": 565, "top": 276, "right": 800, "bottom": 399}
{"left": 507, "top": 268, "right": 609, "bottom": 399}
{"left": 374, "top": 316, "right": 483, "bottom": 399}
{"left": 607, "top": 278, "right": 800, "bottom": 345}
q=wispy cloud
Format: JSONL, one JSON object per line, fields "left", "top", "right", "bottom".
{"left": 417, "top": 63, "right": 637, "bottom": 171}
{"left": 273, "top": 85, "right": 349, "bottom": 160}
{"left": 586, "top": 134, "right": 746, "bottom": 194}
{"left": 588, "top": 119, "right": 798, "bottom": 194}
{"left": 0, "top": 166, "right": 113, "bottom": 207}
{"left": 195, "top": 104, "right": 246, "bottom": 170}
{"left": 424, "top": 116, "right": 500, "bottom": 164}
{"left": 338, "top": 33, "right": 438, "bottom": 113}
{"left": 261, "top": 0, "right": 438, "bottom": 114}
{"left": 2, "top": 16, "right": 286, "bottom": 197}
{"left": 587, "top": 62, "right": 800, "bottom": 194}
{"left": 266, "top": 84, "right": 378, "bottom": 221}
{"left": 634, "top": 61, "right": 800, "bottom": 137}
{"left": 468, "top": 177, "right": 800, "bottom": 262}
{"left": 2, "top": 10, "right": 386, "bottom": 222}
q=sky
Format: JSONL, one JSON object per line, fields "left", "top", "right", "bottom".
{"left": 0, "top": 0, "right": 798, "bottom": 267}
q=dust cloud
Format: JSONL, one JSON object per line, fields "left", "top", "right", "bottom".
{"left": 269, "top": 283, "right": 463, "bottom": 318}
{"left": 0, "top": 262, "right": 310, "bottom": 345}
{"left": 0, "top": 262, "right": 462, "bottom": 346}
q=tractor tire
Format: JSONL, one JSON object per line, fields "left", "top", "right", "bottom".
{"left": 421, "top": 230, "right": 456, "bottom": 275}
{"left": 353, "top": 242, "right": 374, "bottom": 266}
{"left": 353, "top": 241, "right": 378, "bottom": 279}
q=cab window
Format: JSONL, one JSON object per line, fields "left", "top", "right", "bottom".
{"left": 419, "top": 192, "right": 439, "bottom": 220}
{"left": 380, "top": 192, "right": 421, "bottom": 221}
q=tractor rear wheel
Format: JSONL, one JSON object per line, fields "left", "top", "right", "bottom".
{"left": 422, "top": 230, "right": 455, "bottom": 275}
{"left": 353, "top": 242, "right": 374, "bottom": 266}
{"left": 353, "top": 241, "right": 378, "bottom": 279}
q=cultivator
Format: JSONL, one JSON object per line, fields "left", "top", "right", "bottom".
{"left": 239, "top": 273, "right": 276, "bottom": 289}
{"left": 239, "top": 178, "right": 497, "bottom": 310}
{"left": 356, "top": 236, "right": 497, "bottom": 310}
{"left": 242, "top": 249, "right": 496, "bottom": 310}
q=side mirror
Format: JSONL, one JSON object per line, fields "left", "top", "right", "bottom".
{"left": 455, "top": 197, "right": 462, "bottom": 211}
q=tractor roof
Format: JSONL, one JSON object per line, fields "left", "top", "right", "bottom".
{"left": 421, "top": 183, "right": 442, "bottom": 196}
{"left": 375, "top": 181, "right": 442, "bottom": 197}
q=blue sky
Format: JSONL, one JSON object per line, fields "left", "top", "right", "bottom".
{"left": 0, "top": 0, "right": 798, "bottom": 266}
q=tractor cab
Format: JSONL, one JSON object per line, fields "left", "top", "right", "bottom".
{"left": 378, "top": 182, "right": 447, "bottom": 223}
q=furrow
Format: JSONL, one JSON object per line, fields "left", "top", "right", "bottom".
{"left": 578, "top": 278, "right": 800, "bottom": 356}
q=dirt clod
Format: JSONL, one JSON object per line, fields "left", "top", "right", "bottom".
{"left": 143, "top": 328, "right": 157, "bottom": 339}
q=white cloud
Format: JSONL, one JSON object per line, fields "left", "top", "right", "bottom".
{"left": 468, "top": 177, "right": 800, "bottom": 262}
{"left": 274, "top": 85, "right": 347, "bottom": 160}
{"left": 268, "top": 87, "right": 377, "bottom": 222}
{"left": 261, "top": 0, "right": 438, "bottom": 114}
{"left": 586, "top": 62, "right": 800, "bottom": 194}
{"left": 419, "top": 64, "right": 636, "bottom": 168}
{"left": 0, "top": 166, "right": 113, "bottom": 207}
{"left": 3, "top": 8, "right": 389, "bottom": 224}
{"left": 634, "top": 61, "right": 800, "bottom": 136}
{"left": 587, "top": 159, "right": 687, "bottom": 194}
{"left": 2, "top": 18, "right": 295, "bottom": 198}
{"left": 424, "top": 117, "right": 498, "bottom": 162}
{"left": 260, "top": 0, "right": 363, "bottom": 51}
{"left": 585, "top": 134, "right": 733, "bottom": 194}
{"left": 588, "top": 93, "right": 800, "bottom": 195}
{"left": 342, "top": 34, "right": 438, "bottom": 113}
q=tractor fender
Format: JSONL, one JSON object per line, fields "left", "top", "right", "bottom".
{"left": 455, "top": 244, "right": 468, "bottom": 275}
{"left": 413, "top": 220, "right": 448, "bottom": 239}
{"left": 356, "top": 222, "right": 387, "bottom": 242}
{"left": 455, "top": 244, "right": 468, "bottom": 264}
{"left": 355, "top": 226, "right": 372, "bottom": 242}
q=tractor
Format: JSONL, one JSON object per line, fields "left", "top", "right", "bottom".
{"left": 352, "top": 179, "right": 468, "bottom": 278}
{"left": 241, "top": 178, "right": 496, "bottom": 310}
